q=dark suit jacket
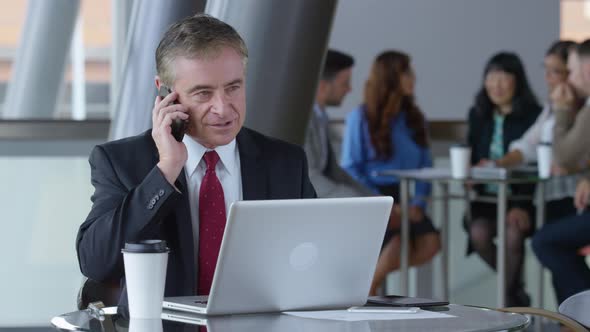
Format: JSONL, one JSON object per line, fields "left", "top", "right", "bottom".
{"left": 466, "top": 104, "right": 541, "bottom": 213}
{"left": 76, "top": 127, "right": 317, "bottom": 302}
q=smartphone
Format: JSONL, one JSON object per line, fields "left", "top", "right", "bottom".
{"left": 367, "top": 295, "right": 449, "bottom": 308}
{"left": 158, "top": 85, "right": 187, "bottom": 142}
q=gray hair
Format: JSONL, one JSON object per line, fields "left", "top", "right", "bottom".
{"left": 155, "top": 14, "right": 248, "bottom": 86}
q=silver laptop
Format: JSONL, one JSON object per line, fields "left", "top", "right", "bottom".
{"left": 162, "top": 196, "right": 393, "bottom": 315}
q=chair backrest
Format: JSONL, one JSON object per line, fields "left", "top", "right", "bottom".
{"left": 77, "top": 277, "right": 122, "bottom": 310}
{"left": 559, "top": 290, "right": 590, "bottom": 328}
{"left": 498, "top": 307, "right": 588, "bottom": 332}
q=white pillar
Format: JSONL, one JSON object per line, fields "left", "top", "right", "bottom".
{"left": 109, "top": 0, "right": 205, "bottom": 140}
{"left": 3, "top": 0, "right": 80, "bottom": 119}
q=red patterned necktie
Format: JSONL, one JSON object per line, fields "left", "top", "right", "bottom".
{"left": 198, "top": 150, "right": 226, "bottom": 295}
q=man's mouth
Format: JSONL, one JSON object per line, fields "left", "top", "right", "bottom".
{"left": 210, "top": 119, "right": 235, "bottom": 129}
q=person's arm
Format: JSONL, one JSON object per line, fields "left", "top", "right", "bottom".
{"left": 501, "top": 107, "right": 548, "bottom": 166}
{"left": 340, "top": 110, "right": 379, "bottom": 192}
{"left": 411, "top": 147, "right": 433, "bottom": 210}
{"left": 76, "top": 146, "right": 182, "bottom": 282}
{"left": 304, "top": 116, "right": 373, "bottom": 197}
{"left": 77, "top": 92, "right": 188, "bottom": 282}
{"left": 553, "top": 106, "right": 590, "bottom": 169}
{"left": 466, "top": 107, "right": 480, "bottom": 165}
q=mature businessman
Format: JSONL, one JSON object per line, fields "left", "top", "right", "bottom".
{"left": 305, "top": 49, "right": 373, "bottom": 197}
{"left": 76, "top": 14, "right": 316, "bottom": 301}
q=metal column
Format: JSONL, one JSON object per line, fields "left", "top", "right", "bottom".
{"left": 109, "top": 0, "right": 205, "bottom": 140}
{"left": 497, "top": 183, "right": 508, "bottom": 307}
{"left": 207, "top": 0, "right": 338, "bottom": 145}
{"left": 399, "top": 178, "right": 410, "bottom": 296}
{"left": 3, "top": 0, "right": 80, "bottom": 118}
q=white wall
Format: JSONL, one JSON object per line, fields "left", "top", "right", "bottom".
{"left": 327, "top": 0, "right": 560, "bottom": 121}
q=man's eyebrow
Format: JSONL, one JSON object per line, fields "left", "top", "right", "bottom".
{"left": 186, "top": 84, "right": 215, "bottom": 94}
{"left": 224, "top": 78, "right": 243, "bottom": 87}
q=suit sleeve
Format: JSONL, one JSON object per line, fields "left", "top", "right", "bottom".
{"left": 296, "top": 147, "right": 317, "bottom": 199}
{"left": 553, "top": 106, "right": 590, "bottom": 170}
{"left": 76, "top": 145, "right": 182, "bottom": 282}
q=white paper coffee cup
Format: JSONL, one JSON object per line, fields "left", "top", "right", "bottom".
{"left": 122, "top": 240, "right": 169, "bottom": 319}
{"left": 537, "top": 143, "right": 552, "bottom": 179}
{"left": 450, "top": 145, "right": 471, "bottom": 179}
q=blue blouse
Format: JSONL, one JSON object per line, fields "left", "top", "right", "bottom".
{"left": 340, "top": 105, "right": 433, "bottom": 209}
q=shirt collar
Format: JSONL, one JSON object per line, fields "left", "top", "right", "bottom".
{"left": 183, "top": 136, "right": 238, "bottom": 177}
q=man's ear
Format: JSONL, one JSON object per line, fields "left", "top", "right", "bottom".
{"left": 155, "top": 76, "right": 162, "bottom": 90}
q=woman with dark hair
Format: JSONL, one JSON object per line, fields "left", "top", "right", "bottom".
{"left": 492, "top": 40, "right": 579, "bottom": 236}
{"left": 465, "top": 51, "right": 542, "bottom": 306}
{"left": 341, "top": 50, "right": 441, "bottom": 295}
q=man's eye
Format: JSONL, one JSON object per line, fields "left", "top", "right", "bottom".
{"left": 227, "top": 85, "right": 240, "bottom": 93}
{"left": 196, "top": 91, "right": 212, "bottom": 100}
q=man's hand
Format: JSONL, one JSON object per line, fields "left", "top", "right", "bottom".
{"left": 551, "top": 83, "right": 576, "bottom": 111}
{"left": 506, "top": 207, "right": 531, "bottom": 232}
{"left": 152, "top": 92, "right": 189, "bottom": 186}
{"left": 575, "top": 178, "right": 590, "bottom": 212}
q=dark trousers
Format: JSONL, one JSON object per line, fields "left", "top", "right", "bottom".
{"left": 532, "top": 209, "right": 590, "bottom": 304}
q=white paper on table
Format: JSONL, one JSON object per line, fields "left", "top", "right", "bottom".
{"left": 283, "top": 309, "right": 454, "bottom": 322}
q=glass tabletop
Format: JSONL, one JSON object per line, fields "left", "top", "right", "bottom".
{"left": 52, "top": 304, "right": 529, "bottom": 332}
{"left": 380, "top": 167, "right": 546, "bottom": 184}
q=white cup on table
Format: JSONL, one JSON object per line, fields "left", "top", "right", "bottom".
{"left": 122, "top": 240, "right": 169, "bottom": 319}
{"left": 536, "top": 143, "right": 552, "bottom": 179}
{"left": 450, "top": 145, "right": 471, "bottom": 179}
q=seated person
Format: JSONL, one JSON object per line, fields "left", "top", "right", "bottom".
{"left": 341, "top": 50, "right": 441, "bottom": 295}
{"left": 305, "top": 49, "right": 374, "bottom": 197}
{"left": 464, "top": 51, "right": 541, "bottom": 306}
{"left": 533, "top": 39, "right": 590, "bottom": 305}
{"left": 492, "top": 41, "right": 578, "bottom": 229}
{"left": 75, "top": 14, "right": 316, "bottom": 303}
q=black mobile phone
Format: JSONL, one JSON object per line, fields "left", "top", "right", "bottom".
{"left": 367, "top": 295, "right": 449, "bottom": 308}
{"left": 158, "top": 85, "right": 187, "bottom": 142}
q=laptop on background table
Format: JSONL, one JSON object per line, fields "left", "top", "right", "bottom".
{"left": 163, "top": 196, "right": 393, "bottom": 315}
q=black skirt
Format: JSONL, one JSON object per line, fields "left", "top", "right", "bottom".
{"left": 377, "top": 184, "right": 438, "bottom": 247}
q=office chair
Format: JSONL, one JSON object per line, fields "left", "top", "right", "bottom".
{"left": 497, "top": 307, "right": 588, "bottom": 331}
{"left": 77, "top": 277, "right": 122, "bottom": 310}
{"left": 559, "top": 289, "right": 590, "bottom": 328}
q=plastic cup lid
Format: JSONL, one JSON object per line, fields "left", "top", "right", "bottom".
{"left": 122, "top": 240, "right": 169, "bottom": 253}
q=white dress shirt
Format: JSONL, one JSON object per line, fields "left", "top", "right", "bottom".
{"left": 509, "top": 104, "right": 554, "bottom": 164}
{"left": 183, "top": 135, "right": 243, "bottom": 272}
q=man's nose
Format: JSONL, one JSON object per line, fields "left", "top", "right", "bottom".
{"left": 210, "top": 92, "right": 229, "bottom": 115}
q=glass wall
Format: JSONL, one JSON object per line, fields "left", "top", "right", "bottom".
{"left": 0, "top": 0, "right": 111, "bottom": 120}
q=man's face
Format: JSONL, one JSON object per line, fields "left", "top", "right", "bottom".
{"left": 567, "top": 51, "right": 587, "bottom": 98}
{"left": 324, "top": 68, "right": 352, "bottom": 107}
{"left": 168, "top": 47, "right": 246, "bottom": 148}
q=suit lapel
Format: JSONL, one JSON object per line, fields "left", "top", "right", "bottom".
{"left": 237, "top": 128, "right": 268, "bottom": 200}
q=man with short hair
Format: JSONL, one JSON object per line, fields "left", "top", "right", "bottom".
{"left": 305, "top": 50, "right": 373, "bottom": 197}
{"left": 76, "top": 14, "right": 316, "bottom": 302}
{"left": 533, "top": 39, "right": 590, "bottom": 305}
